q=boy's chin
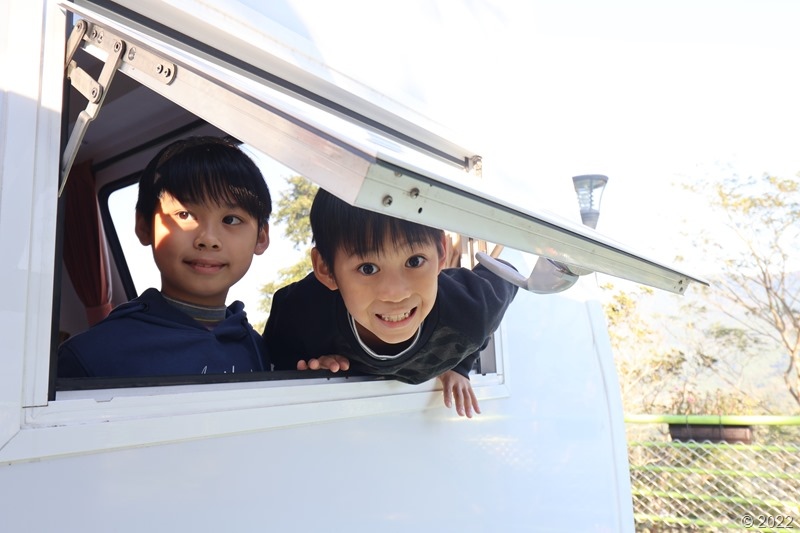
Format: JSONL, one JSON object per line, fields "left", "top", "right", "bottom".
{"left": 371, "top": 323, "right": 420, "bottom": 346}
{"left": 358, "top": 319, "right": 420, "bottom": 349}
{"left": 376, "top": 332, "right": 416, "bottom": 345}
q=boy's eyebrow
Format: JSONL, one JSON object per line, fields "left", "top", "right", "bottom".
{"left": 346, "top": 240, "right": 430, "bottom": 259}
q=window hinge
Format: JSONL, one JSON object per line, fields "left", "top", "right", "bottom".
{"left": 59, "top": 20, "right": 177, "bottom": 196}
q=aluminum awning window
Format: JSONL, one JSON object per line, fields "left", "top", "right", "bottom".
{"left": 61, "top": 1, "right": 707, "bottom": 294}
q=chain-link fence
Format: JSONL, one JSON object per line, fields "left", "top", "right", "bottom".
{"left": 626, "top": 417, "right": 800, "bottom": 532}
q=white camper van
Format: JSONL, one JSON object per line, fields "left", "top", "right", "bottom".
{"left": 0, "top": 1, "right": 706, "bottom": 531}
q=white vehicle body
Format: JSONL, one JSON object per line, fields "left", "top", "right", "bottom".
{"left": 0, "top": 2, "right": 705, "bottom": 531}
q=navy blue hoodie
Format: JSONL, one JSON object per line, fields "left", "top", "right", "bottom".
{"left": 58, "top": 289, "right": 267, "bottom": 378}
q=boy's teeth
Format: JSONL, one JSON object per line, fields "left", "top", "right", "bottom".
{"left": 379, "top": 311, "right": 410, "bottom": 322}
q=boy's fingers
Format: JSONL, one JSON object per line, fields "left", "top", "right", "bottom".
{"left": 470, "top": 389, "right": 482, "bottom": 415}
{"left": 454, "top": 385, "right": 479, "bottom": 418}
{"left": 454, "top": 388, "right": 466, "bottom": 417}
{"left": 462, "top": 389, "right": 474, "bottom": 418}
{"left": 439, "top": 371, "right": 481, "bottom": 418}
{"left": 318, "top": 355, "right": 351, "bottom": 372}
{"left": 461, "top": 391, "right": 472, "bottom": 418}
{"left": 297, "top": 356, "right": 350, "bottom": 372}
{"left": 316, "top": 356, "right": 338, "bottom": 372}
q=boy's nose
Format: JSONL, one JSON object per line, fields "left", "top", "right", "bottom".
{"left": 378, "top": 273, "right": 411, "bottom": 302}
{"left": 194, "top": 225, "right": 222, "bottom": 250}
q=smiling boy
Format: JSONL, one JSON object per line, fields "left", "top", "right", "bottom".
{"left": 58, "top": 137, "right": 271, "bottom": 378}
{"left": 263, "top": 188, "right": 518, "bottom": 417}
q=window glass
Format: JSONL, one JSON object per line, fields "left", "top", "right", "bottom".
{"left": 107, "top": 184, "right": 159, "bottom": 297}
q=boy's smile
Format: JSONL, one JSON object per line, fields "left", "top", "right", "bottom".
{"left": 313, "top": 235, "right": 445, "bottom": 349}
{"left": 185, "top": 259, "right": 225, "bottom": 274}
{"left": 136, "top": 193, "right": 269, "bottom": 307}
{"left": 378, "top": 309, "right": 414, "bottom": 322}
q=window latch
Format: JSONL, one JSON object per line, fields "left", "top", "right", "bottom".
{"left": 476, "top": 251, "right": 592, "bottom": 294}
{"left": 58, "top": 20, "right": 176, "bottom": 196}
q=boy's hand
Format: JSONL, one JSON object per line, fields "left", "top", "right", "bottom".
{"left": 438, "top": 370, "right": 481, "bottom": 418}
{"left": 297, "top": 355, "right": 350, "bottom": 373}
{"left": 444, "top": 231, "right": 462, "bottom": 268}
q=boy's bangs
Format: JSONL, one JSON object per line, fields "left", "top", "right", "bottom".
{"left": 157, "top": 147, "right": 270, "bottom": 224}
{"left": 310, "top": 188, "right": 443, "bottom": 267}
{"left": 163, "top": 170, "right": 264, "bottom": 217}
{"left": 343, "top": 215, "right": 441, "bottom": 259}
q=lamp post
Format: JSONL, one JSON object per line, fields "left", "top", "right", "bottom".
{"left": 572, "top": 174, "right": 608, "bottom": 229}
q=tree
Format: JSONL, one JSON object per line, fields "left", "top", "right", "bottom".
{"left": 605, "top": 172, "right": 799, "bottom": 416}
{"left": 602, "top": 284, "right": 687, "bottom": 414}
{"left": 688, "top": 174, "right": 800, "bottom": 408}
{"left": 602, "top": 283, "right": 768, "bottom": 416}
{"left": 256, "top": 175, "right": 317, "bottom": 329}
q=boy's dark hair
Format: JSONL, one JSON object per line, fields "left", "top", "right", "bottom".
{"left": 310, "top": 188, "right": 444, "bottom": 269}
{"left": 136, "top": 136, "right": 271, "bottom": 228}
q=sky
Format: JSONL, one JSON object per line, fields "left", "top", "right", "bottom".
{"left": 272, "top": 0, "right": 800, "bottom": 259}
{"left": 463, "top": 2, "right": 799, "bottom": 245}
{"left": 114, "top": 1, "right": 800, "bottom": 325}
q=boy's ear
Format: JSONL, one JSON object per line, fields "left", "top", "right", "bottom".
{"left": 311, "top": 248, "right": 338, "bottom": 291}
{"left": 253, "top": 223, "right": 270, "bottom": 256}
{"left": 134, "top": 212, "right": 152, "bottom": 246}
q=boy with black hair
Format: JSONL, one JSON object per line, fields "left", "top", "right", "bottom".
{"left": 263, "top": 188, "right": 518, "bottom": 417}
{"left": 59, "top": 136, "right": 271, "bottom": 377}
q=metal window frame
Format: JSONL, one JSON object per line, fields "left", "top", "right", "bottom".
{"left": 61, "top": 1, "right": 706, "bottom": 297}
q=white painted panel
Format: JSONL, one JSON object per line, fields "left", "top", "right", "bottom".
{"left": 0, "top": 4, "right": 638, "bottom": 531}
{"left": 0, "top": 284, "right": 632, "bottom": 532}
{"left": 0, "top": 0, "right": 63, "bottom": 434}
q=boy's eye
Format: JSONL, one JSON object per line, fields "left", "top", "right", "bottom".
{"left": 177, "top": 211, "right": 193, "bottom": 220}
{"left": 406, "top": 255, "right": 427, "bottom": 268}
{"left": 222, "top": 215, "right": 243, "bottom": 225}
{"left": 357, "top": 263, "right": 379, "bottom": 276}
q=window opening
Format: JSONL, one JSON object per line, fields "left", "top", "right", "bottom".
{"left": 53, "top": 11, "right": 502, "bottom": 392}
{"left": 61, "top": 140, "right": 500, "bottom": 392}
{"left": 52, "top": 2, "right": 700, "bottom": 396}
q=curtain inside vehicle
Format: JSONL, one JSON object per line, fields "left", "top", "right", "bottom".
{"left": 63, "top": 160, "right": 112, "bottom": 326}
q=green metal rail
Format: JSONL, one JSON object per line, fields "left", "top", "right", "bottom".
{"left": 625, "top": 414, "right": 800, "bottom": 426}
{"left": 625, "top": 414, "right": 800, "bottom": 532}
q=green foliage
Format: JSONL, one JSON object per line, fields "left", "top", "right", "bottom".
{"left": 273, "top": 175, "right": 318, "bottom": 249}
{"left": 602, "top": 283, "right": 692, "bottom": 413}
{"left": 685, "top": 173, "right": 800, "bottom": 408}
{"left": 254, "top": 176, "right": 318, "bottom": 331}
{"left": 663, "top": 387, "right": 762, "bottom": 415}
{"left": 602, "top": 282, "right": 771, "bottom": 416}
{"left": 608, "top": 171, "right": 799, "bottom": 416}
